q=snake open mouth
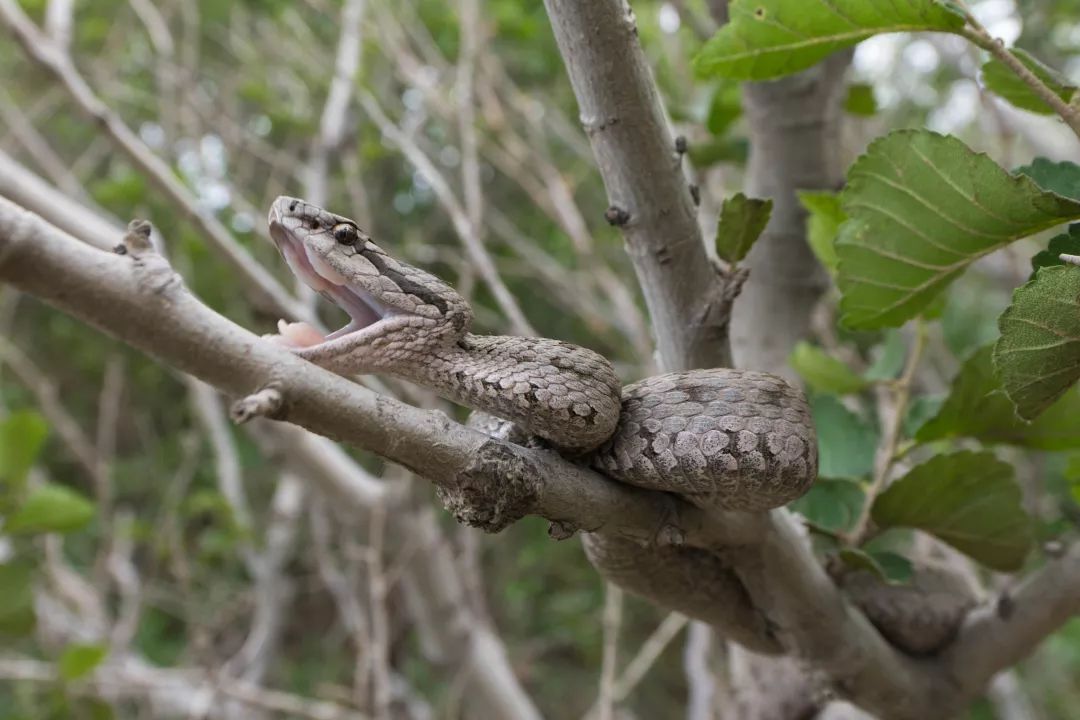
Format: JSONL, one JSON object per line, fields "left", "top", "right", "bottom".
{"left": 268, "top": 210, "right": 395, "bottom": 349}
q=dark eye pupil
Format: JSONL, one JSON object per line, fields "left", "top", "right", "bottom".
{"left": 333, "top": 224, "right": 357, "bottom": 245}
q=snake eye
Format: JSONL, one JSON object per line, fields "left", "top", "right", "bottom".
{"left": 333, "top": 223, "right": 358, "bottom": 245}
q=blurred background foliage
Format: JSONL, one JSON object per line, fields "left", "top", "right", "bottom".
{"left": 1, "top": 0, "right": 1080, "bottom": 717}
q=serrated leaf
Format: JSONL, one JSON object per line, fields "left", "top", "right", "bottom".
{"left": 715, "top": 193, "right": 772, "bottom": 263}
{"left": 5, "top": 482, "right": 95, "bottom": 535}
{"left": 0, "top": 411, "right": 49, "bottom": 488}
{"left": 798, "top": 190, "right": 845, "bottom": 275}
{"left": 1031, "top": 225, "right": 1080, "bottom": 271}
{"left": 871, "top": 451, "right": 1032, "bottom": 571}
{"left": 791, "top": 477, "right": 865, "bottom": 533}
{"left": 693, "top": 0, "right": 964, "bottom": 80}
{"left": 706, "top": 82, "right": 742, "bottom": 135}
{"left": 1018, "top": 158, "right": 1080, "bottom": 201}
{"left": 981, "top": 49, "right": 1077, "bottom": 115}
{"left": 0, "top": 561, "right": 36, "bottom": 638}
{"left": 918, "top": 345, "right": 1080, "bottom": 449}
{"left": 837, "top": 130, "right": 1080, "bottom": 329}
{"left": 59, "top": 643, "right": 109, "bottom": 681}
{"left": 837, "top": 548, "right": 913, "bottom": 584}
{"left": 790, "top": 342, "right": 867, "bottom": 394}
{"left": 811, "top": 395, "right": 878, "bottom": 479}
{"left": 844, "top": 83, "right": 878, "bottom": 116}
{"left": 994, "top": 265, "right": 1080, "bottom": 419}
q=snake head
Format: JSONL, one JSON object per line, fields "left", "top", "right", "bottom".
{"left": 267, "top": 196, "right": 473, "bottom": 374}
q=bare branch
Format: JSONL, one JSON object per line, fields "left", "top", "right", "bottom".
{"left": 543, "top": 0, "right": 738, "bottom": 372}
{"left": 0, "top": 0, "right": 313, "bottom": 323}
{"left": 357, "top": 91, "right": 536, "bottom": 336}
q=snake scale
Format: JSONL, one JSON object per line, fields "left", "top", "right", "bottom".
{"left": 266, "top": 196, "right": 817, "bottom": 650}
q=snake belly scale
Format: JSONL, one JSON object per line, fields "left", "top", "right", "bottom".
{"left": 265, "top": 196, "right": 817, "bottom": 513}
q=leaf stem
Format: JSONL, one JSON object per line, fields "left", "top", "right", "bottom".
{"left": 845, "top": 320, "right": 927, "bottom": 546}
{"left": 959, "top": 15, "right": 1080, "bottom": 141}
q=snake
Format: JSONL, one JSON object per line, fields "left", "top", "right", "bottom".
{"left": 265, "top": 196, "right": 818, "bottom": 651}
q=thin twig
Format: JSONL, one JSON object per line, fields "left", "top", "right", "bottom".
{"left": 847, "top": 321, "right": 928, "bottom": 546}
{"left": 596, "top": 583, "right": 623, "bottom": 720}
{"left": 959, "top": 10, "right": 1080, "bottom": 140}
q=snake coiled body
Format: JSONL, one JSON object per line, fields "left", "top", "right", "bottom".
{"left": 266, "top": 197, "right": 818, "bottom": 648}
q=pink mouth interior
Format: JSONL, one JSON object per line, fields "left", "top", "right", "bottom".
{"left": 269, "top": 219, "right": 391, "bottom": 347}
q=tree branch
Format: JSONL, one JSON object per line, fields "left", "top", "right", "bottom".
{"left": 0, "top": 196, "right": 761, "bottom": 553}
{"left": 542, "top": 0, "right": 738, "bottom": 372}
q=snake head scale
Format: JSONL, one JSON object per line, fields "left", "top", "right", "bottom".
{"left": 268, "top": 195, "right": 474, "bottom": 376}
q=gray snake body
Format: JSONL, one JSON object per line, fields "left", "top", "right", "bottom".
{"left": 261, "top": 196, "right": 987, "bottom": 660}
{"left": 265, "top": 196, "right": 817, "bottom": 513}
{"left": 265, "top": 196, "right": 816, "bottom": 652}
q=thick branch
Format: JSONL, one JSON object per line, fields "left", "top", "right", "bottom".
{"left": 542, "top": 0, "right": 737, "bottom": 371}
{"left": 940, "top": 543, "right": 1080, "bottom": 713}
{"left": 0, "top": 197, "right": 760, "bottom": 552}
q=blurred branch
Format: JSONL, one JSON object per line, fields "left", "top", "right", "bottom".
{"left": 304, "top": 0, "right": 365, "bottom": 208}
{"left": 0, "top": 655, "right": 370, "bottom": 720}
{"left": 0, "top": 148, "right": 118, "bottom": 250}
{"left": 357, "top": 91, "right": 536, "bottom": 336}
{"left": 0, "top": 336, "right": 110, "bottom": 500}
{"left": 595, "top": 583, "right": 623, "bottom": 720}
{"left": 587, "top": 612, "right": 689, "bottom": 720}
{"left": 684, "top": 621, "right": 717, "bottom": 720}
{"left": 0, "top": 0, "right": 314, "bottom": 323}
{"left": 943, "top": 542, "right": 1080, "bottom": 704}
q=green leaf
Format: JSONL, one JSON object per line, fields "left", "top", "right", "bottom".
{"left": 904, "top": 395, "right": 944, "bottom": 437}
{"left": 791, "top": 477, "right": 865, "bottom": 533}
{"left": 981, "top": 49, "right": 1077, "bottom": 115}
{"left": 798, "top": 190, "right": 845, "bottom": 275}
{"left": 1031, "top": 225, "right": 1080, "bottom": 271}
{"left": 863, "top": 329, "right": 906, "bottom": 381}
{"left": 844, "top": 83, "right": 878, "bottom": 116}
{"left": 871, "top": 451, "right": 1032, "bottom": 571}
{"left": 1018, "top": 158, "right": 1080, "bottom": 201}
{"left": 694, "top": 0, "right": 964, "bottom": 80}
{"left": 5, "top": 483, "right": 95, "bottom": 535}
{"left": 837, "top": 130, "right": 1080, "bottom": 329}
{"left": 687, "top": 137, "right": 749, "bottom": 167}
{"left": 837, "top": 548, "right": 913, "bottom": 584}
{"left": 994, "top": 265, "right": 1080, "bottom": 420}
{"left": 1064, "top": 453, "right": 1080, "bottom": 482}
{"left": 811, "top": 395, "right": 878, "bottom": 479}
{"left": 715, "top": 193, "right": 772, "bottom": 264}
{"left": 0, "top": 561, "right": 36, "bottom": 638}
{"left": 0, "top": 411, "right": 49, "bottom": 488}
{"left": 790, "top": 342, "right": 867, "bottom": 394}
{"left": 59, "top": 643, "right": 109, "bottom": 681}
{"left": 706, "top": 82, "right": 742, "bottom": 135}
{"left": 918, "top": 345, "right": 1080, "bottom": 449}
